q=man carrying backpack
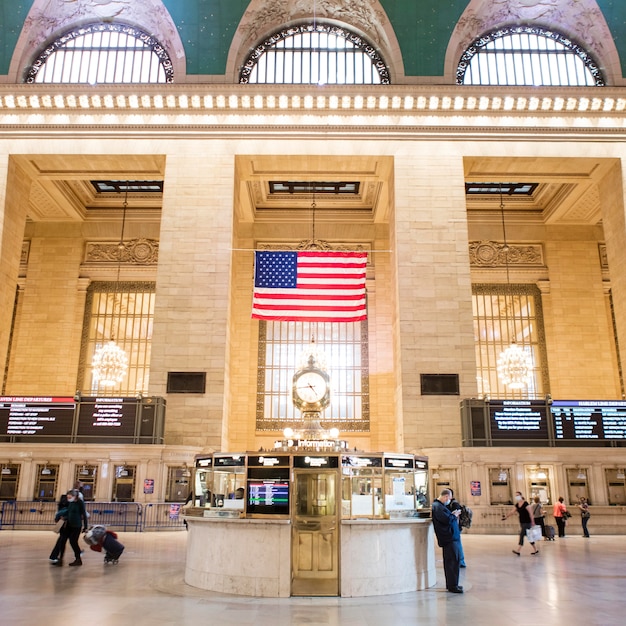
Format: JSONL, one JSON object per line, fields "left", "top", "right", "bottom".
{"left": 447, "top": 489, "right": 470, "bottom": 568}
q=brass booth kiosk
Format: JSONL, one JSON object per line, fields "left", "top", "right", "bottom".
{"left": 184, "top": 451, "right": 434, "bottom": 597}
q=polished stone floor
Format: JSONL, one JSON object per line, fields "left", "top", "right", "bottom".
{"left": 0, "top": 529, "right": 624, "bottom": 625}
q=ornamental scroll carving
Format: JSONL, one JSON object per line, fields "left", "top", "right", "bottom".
{"left": 258, "top": 240, "right": 370, "bottom": 254}
{"left": 85, "top": 238, "right": 159, "bottom": 265}
{"left": 469, "top": 241, "right": 543, "bottom": 267}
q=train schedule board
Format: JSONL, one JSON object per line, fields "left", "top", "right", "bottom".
{"left": 551, "top": 400, "right": 626, "bottom": 443}
{"left": 0, "top": 396, "right": 75, "bottom": 441}
{"left": 76, "top": 396, "right": 139, "bottom": 440}
{"left": 489, "top": 400, "right": 549, "bottom": 444}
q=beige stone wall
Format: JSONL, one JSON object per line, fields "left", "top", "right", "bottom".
{"left": 0, "top": 158, "right": 30, "bottom": 381}
{"left": 394, "top": 153, "right": 476, "bottom": 451}
{"left": 542, "top": 238, "right": 620, "bottom": 398}
{"left": 5, "top": 226, "right": 85, "bottom": 394}
{"left": 149, "top": 151, "right": 235, "bottom": 449}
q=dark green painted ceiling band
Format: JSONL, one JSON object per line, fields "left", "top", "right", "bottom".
{"left": 596, "top": 1, "right": 626, "bottom": 76}
{"left": 161, "top": 0, "right": 249, "bottom": 75}
{"left": 0, "top": 1, "right": 34, "bottom": 74}
{"left": 379, "top": 0, "right": 469, "bottom": 76}
{"left": 0, "top": 1, "right": 624, "bottom": 80}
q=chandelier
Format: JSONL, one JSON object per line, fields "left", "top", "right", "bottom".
{"left": 496, "top": 185, "right": 532, "bottom": 390}
{"left": 91, "top": 184, "right": 129, "bottom": 387}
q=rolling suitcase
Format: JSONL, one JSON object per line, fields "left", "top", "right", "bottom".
{"left": 545, "top": 525, "right": 556, "bottom": 541}
{"left": 102, "top": 532, "right": 125, "bottom": 563}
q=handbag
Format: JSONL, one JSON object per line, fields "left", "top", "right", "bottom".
{"left": 52, "top": 518, "right": 65, "bottom": 533}
{"left": 526, "top": 525, "right": 542, "bottom": 543}
{"left": 582, "top": 509, "right": 591, "bottom": 519}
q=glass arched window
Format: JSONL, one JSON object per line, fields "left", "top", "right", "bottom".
{"left": 457, "top": 26, "right": 604, "bottom": 87}
{"left": 25, "top": 23, "right": 173, "bottom": 84}
{"left": 240, "top": 24, "right": 390, "bottom": 85}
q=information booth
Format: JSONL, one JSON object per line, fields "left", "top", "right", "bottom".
{"left": 184, "top": 451, "right": 434, "bottom": 598}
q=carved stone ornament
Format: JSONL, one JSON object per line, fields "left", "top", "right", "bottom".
{"left": 258, "top": 240, "right": 369, "bottom": 254}
{"left": 455, "top": 0, "right": 613, "bottom": 80}
{"left": 85, "top": 238, "right": 159, "bottom": 265}
{"left": 239, "top": 0, "right": 389, "bottom": 60}
{"left": 469, "top": 241, "right": 543, "bottom": 267}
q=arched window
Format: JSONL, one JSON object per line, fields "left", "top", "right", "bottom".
{"left": 240, "top": 24, "right": 390, "bottom": 85}
{"left": 457, "top": 26, "right": 604, "bottom": 87}
{"left": 25, "top": 23, "right": 173, "bottom": 84}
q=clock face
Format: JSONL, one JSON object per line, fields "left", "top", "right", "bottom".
{"left": 294, "top": 371, "right": 328, "bottom": 403}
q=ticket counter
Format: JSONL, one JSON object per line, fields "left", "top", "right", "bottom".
{"left": 184, "top": 451, "right": 434, "bottom": 597}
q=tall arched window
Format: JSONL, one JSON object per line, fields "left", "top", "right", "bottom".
{"left": 240, "top": 24, "right": 390, "bottom": 85}
{"left": 25, "top": 23, "right": 173, "bottom": 84}
{"left": 457, "top": 26, "right": 604, "bottom": 87}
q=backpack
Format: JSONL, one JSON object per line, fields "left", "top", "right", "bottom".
{"left": 458, "top": 504, "right": 473, "bottom": 529}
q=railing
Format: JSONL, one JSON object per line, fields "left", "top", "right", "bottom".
{"left": 0, "top": 501, "right": 186, "bottom": 532}
{"left": 142, "top": 502, "right": 187, "bottom": 531}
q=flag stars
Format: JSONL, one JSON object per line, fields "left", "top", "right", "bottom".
{"left": 255, "top": 251, "right": 298, "bottom": 288}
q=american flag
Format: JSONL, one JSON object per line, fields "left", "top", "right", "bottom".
{"left": 252, "top": 250, "right": 367, "bottom": 322}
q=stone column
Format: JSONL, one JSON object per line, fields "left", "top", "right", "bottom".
{"left": 393, "top": 153, "right": 476, "bottom": 450}
{"left": 0, "top": 157, "right": 30, "bottom": 385}
{"left": 149, "top": 153, "right": 235, "bottom": 449}
{"left": 5, "top": 224, "right": 85, "bottom": 394}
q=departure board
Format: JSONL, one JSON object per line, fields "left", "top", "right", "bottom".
{"left": 246, "top": 479, "right": 290, "bottom": 515}
{"left": 0, "top": 396, "right": 75, "bottom": 440}
{"left": 76, "top": 397, "right": 138, "bottom": 439}
{"left": 551, "top": 400, "right": 626, "bottom": 441}
{"left": 489, "top": 400, "right": 549, "bottom": 442}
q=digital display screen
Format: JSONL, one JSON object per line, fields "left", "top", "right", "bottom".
{"left": 551, "top": 400, "right": 626, "bottom": 442}
{"left": 489, "top": 400, "right": 549, "bottom": 443}
{"left": 76, "top": 397, "right": 138, "bottom": 439}
{"left": 0, "top": 396, "right": 75, "bottom": 440}
{"left": 246, "top": 479, "right": 290, "bottom": 515}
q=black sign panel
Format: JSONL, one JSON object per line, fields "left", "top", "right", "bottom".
{"left": 551, "top": 400, "right": 626, "bottom": 441}
{"left": 77, "top": 397, "right": 138, "bottom": 439}
{"left": 489, "top": 400, "right": 549, "bottom": 443}
{"left": 0, "top": 396, "right": 75, "bottom": 440}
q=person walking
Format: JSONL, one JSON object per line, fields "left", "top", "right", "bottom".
{"left": 553, "top": 496, "right": 568, "bottom": 538}
{"left": 446, "top": 489, "right": 467, "bottom": 568}
{"left": 531, "top": 496, "right": 546, "bottom": 539}
{"left": 53, "top": 489, "right": 89, "bottom": 567}
{"left": 502, "top": 491, "right": 539, "bottom": 555}
{"left": 431, "top": 488, "right": 464, "bottom": 593}
{"left": 578, "top": 497, "right": 591, "bottom": 538}
{"left": 49, "top": 492, "right": 69, "bottom": 565}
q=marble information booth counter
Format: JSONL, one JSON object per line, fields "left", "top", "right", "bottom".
{"left": 184, "top": 451, "right": 434, "bottom": 597}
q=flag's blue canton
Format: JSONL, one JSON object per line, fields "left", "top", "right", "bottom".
{"left": 254, "top": 251, "right": 298, "bottom": 288}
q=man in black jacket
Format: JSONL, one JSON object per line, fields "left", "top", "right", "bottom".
{"left": 431, "top": 488, "right": 463, "bottom": 593}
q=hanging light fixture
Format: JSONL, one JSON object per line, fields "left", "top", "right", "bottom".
{"left": 496, "top": 185, "right": 532, "bottom": 390}
{"left": 91, "top": 183, "right": 129, "bottom": 387}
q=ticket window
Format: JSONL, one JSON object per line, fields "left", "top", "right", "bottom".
{"left": 567, "top": 468, "right": 590, "bottom": 505}
{"left": 606, "top": 468, "right": 626, "bottom": 505}
{"left": 527, "top": 467, "right": 551, "bottom": 504}
{"left": 414, "top": 458, "right": 429, "bottom": 508}
{"left": 166, "top": 466, "right": 191, "bottom": 502}
{"left": 34, "top": 464, "right": 59, "bottom": 501}
{"left": 74, "top": 465, "right": 98, "bottom": 501}
{"left": 112, "top": 465, "right": 136, "bottom": 502}
{"left": 431, "top": 468, "right": 456, "bottom": 501}
{"left": 0, "top": 464, "right": 20, "bottom": 500}
{"left": 213, "top": 468, "right": 245, "bottom": 510}
{"left": 194, "top": 457, "right": 213, "bottom": 507}
{"left": 384, "top": 469, "right": 417, "bottom": 513}
{"left": 341, "top": 468, "right": 383, "bottom": 518}
{"left": 489, "top": 467, "right": 513, "bottom": 505}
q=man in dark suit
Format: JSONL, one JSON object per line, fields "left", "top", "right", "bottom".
{"left": 431, "top": 488, "right": 463, "bottom": 593}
